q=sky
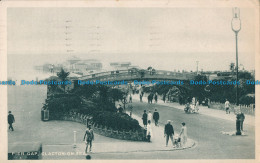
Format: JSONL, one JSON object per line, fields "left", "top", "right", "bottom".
{"left": 7, "top": 7, "right": 256, "bottom": 73}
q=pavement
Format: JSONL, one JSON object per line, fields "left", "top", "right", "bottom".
{"left": 7, "top": 86, "right": 195, "bottom": 160}
{"left": 7, "top": 86, "right": 255, "bottom": 159}
{"left": 125, "top": 97, "right": 255, "bottom": 159}
{"left": 42, "top": 114, "right": 196, "bottom": 160}
{"left": 131, "top": 94, "right": 255, "bottom": 126}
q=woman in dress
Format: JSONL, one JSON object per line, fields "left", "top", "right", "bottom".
{"left": 179, "top": 122, "right": 187, "bottom": 147}
{"left": 146, "top": 120, "right": 153, "bottom": 142}
{"left": 195, "top": 101, "right": 199, "bottom": 113}
{"left": 147, "top": 110, "right": 153, "bottom": 122}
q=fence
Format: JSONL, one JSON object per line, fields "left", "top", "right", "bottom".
{"left": 209, "top": 102, "right": 255, "bottom": 115}
{"left": 60, "top": 111, "right": 146, "bottom": 141}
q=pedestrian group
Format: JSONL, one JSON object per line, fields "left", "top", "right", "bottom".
{"left": 142, "top": 109, "right": 188, "bottom": 148}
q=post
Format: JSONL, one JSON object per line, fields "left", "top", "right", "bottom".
{"left": 236, "top": 114, "right": 241, "bottom": 135}
{"left": 73, "top": 131, "right": 77, "bottom": 148}
{"left": 235, "top": 32, "right": 239, "bottom": 106}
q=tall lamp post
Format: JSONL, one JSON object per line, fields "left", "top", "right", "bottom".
{"left": 231, "top": 8, "right": 242, "bottom": 135}
{"left": 231, "top": 7, "right": 241, "bottom": 106}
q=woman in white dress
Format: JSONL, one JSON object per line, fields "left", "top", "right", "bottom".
{"left": 179, "top": 122, "right": 187, "bottom": 147}
{"left": 146, "top": 120, "right": 153, "bottom": 142}
{"left": 195, "top": 101, "right": 199, "bottom": 113}
{"left": 147, "top": 111, "right": 153, "bottom": 122}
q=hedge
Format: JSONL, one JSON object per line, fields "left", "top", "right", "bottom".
{"left": 44, "top": 93, "right": 142, "bottom": 131}
{"left": 91, "top": 111, "right": 141, "bottom": 131}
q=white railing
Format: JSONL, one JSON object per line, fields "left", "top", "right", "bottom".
{"left": 80, "top": 69, "right": 196, "bottom": 81}
{"left": 209, "top": 101, "right": 255, "bottom": 115}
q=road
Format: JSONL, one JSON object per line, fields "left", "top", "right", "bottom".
{"left": 124, "top": 101, "right": 255, "bottom": 159}
{"left": 7, "top": 86, "right": 255, "bottom": 159}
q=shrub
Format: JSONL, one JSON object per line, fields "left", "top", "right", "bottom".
{"left": 239, "top": 96, "right": 255, "bottom": 106}
{"left": 90, "top": 111, "right": 141, "bottom": 131}
{"left": 46, "top": 95, "right": 82, "bottom": 119}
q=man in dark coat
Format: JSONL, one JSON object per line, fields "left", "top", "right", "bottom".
{"left": 142, "top": 110, "right": 148, "bottom": 127}
{"left": 153, "top": 109, "right": 160, "bottom": 126}
{"left": 164, "top": 120, "right": 174, "bottom": 147}
{"left": 8, "top": 111, "right": 15, "bottom": 131}
{"left": 154, "top": 94, "right": 158, "bottom": 103}
{"left": 239, "top": 112, "right": 245, "bottom": 131}
{"left": 163, "top": 94, "right": 166, "bottom": 103}
{"left": 140, "top": 94, "right": 143, "bottom": 102}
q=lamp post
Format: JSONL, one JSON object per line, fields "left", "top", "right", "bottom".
{"left": 231, "top": 7, "right": 241, "bottom": 106}
{"left": 231, "top": 8, "right": 242, "bottom": 135}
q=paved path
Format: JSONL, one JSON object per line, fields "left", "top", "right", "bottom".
{"left": 7, "top": 86, "right": 255, "bottom": 159}
{"left": 122, "top": 95, "right": 255, "bottom": 159}
{"left": 7, "top": 86, "right": 195, "bottom": 160}
{"left": 132, "top": 94, "right": 255, "bottom": 126}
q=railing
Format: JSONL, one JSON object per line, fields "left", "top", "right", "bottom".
{"left": 209, "top": 101, "right": 255, "bottom": 115}
{"left": 80, "top": 69, "right": 197, "bottom": 81}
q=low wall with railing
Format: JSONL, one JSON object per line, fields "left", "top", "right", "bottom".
{"left": 60, "top": 111, "right": 146, "bottom": 141}
{"left": 80, "top": 69, "right": 196, "bottom": 81}
{"left": 209, "top": 102, "right": 255, "bottom": 115}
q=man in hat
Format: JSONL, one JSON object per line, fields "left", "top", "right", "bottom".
{"left": 8, "top": 111, "right": 15, "bottom": 131}
{"left": 164, "top": 120, "right": 174, "bottom": 147}
{"left": 142, "top": 110, "right": 148, "bottom": 127}
{"left": 153, "top": 109, "right": 160, "bottom": 126}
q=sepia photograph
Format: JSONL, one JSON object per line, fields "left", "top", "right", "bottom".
{"left": 0, "top": 0, "right": 259, "bottom": 161}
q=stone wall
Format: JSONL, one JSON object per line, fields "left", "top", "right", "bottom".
{"left": 60, "top": 111, "right": 146, "bottom": 141}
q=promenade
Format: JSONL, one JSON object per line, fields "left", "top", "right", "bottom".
{"left": 132, "top": 94, "right": 255, "bottom": 127}
{"left": 7, "top": 86, "right": 254, "bottom": 159}
{"left": 8, "top": 86, "right": 195, "bottom": 160}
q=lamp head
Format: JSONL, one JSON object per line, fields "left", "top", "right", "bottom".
{"left": 233, "top": 7, "right": 240, "bottom": 18}
{"left": 231, "top": 7, "right": 241, "bottom": 33}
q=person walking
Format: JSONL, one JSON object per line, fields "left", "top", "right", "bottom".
{"left": 146, "top": 120, "right": 153, "bottom": 142}
{"left": 163, "top": 94, "right": 166, "bottom": 103}
{"left": 140, "top": 94, "right": 143, "bottom": 102}
{"left": 150, "top": 94, "right": 153, "bottom": 103}
{"left": 239, "top": 112, "right": 245, "bottom": 131}
{"left": 147, "top": 95, "right": 150, "bottom": 104}
{"left": 128, "top": 104, "right": 133, "bottom": 117}
{"left": 129, "top": 94, "right": 132, "bottom": 103}
{"left": 83, "top": 125, "right": 94, "bottom": 154}
{"left": 179, "top": 122, "right": 187, "bottom": 147}
{"left": 142, "top": 110, "right": 148, "bottom": 127}
{"left": 147, "top": 110, "right": 153, "bottom": 122}
{"left": 153, "top": 109, "right": 160, "bottom": 126}
{"left": 164, "top": 120, "right": 174, "bottom": 147}
{"left": 8, "top": 111, "right": 15, "bottom": 131}
{"left": 225, "top": 99, "right": 230, "bottom": 114}
{"left": 195, "top": 101, "right": 199, "bottom": 113}
{"left": 154, "top": 93, "right": 158, "bottom": 103}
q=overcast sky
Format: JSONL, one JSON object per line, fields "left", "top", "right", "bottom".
{"left": 7, "top": 7, "right": 256, "bottom": 72}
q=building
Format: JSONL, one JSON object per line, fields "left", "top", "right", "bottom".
{"left": 64, "top": 56, "right": 102, "bottom": 75}
{"left": 109, "top": 62, "right": 139, "bottom": 71}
